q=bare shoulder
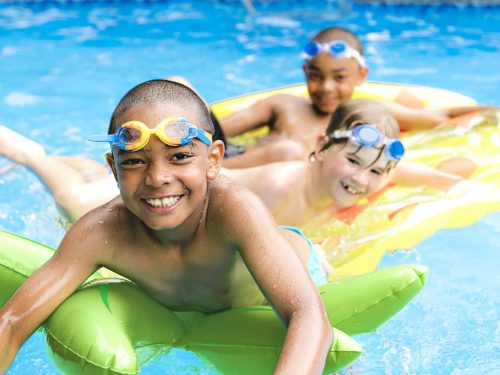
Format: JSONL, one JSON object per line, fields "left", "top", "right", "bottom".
{"left": 59, "top": 196, "right": 135, "bottom": 262}
{"left": 208, "top": 177, "right": 264, "bottom": 213}
{"left": 207, "top": 178, "right": 275, "bottom": 238}
{"left": 266, "top": 93, "right": 309, "bottom": 110}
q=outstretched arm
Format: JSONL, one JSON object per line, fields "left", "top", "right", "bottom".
{"left": 0, "top": 217, "right": 106, "bottom": 372}
{"left": 219, "top": 95, "right": 279, "bottom": 137}
{"left": 380, "top": 101, "right": 491, "bottom": 131}
{"left": 391, "top": 160, "right": 474, "bottom": 192}
{"left": 226, "top": 189, "right": 333, "bottom": 375}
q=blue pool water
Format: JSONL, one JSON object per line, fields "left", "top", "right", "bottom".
{"left": 1, "top": 1, "right": 499, "bottom": 374}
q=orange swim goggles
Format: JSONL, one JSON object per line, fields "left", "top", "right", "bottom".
{"left": 88, "top": 116, "right": 213, "bottom": 152}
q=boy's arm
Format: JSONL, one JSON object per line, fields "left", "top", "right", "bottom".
{"left": 0, "top": 216, "right": 106, "bottom": 372}
{"left": 391, "top": 161, "right": 464, "bottom": 191}
{"left": 225, "top": 189, "right": 333, "bottom": 375}
{"left": 219, "top": 95, "right": 280, "bottom": 137}
{"left": 380, "top": 100, "right": 488, "bottom": 131}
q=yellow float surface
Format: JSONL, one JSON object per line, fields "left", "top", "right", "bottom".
{"left": 211, "top": 82, "right": 499, "bottom": 280}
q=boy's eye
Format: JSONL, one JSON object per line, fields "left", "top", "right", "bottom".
{"left": 307, "top": 70, "right": 322, "bottom": 81}
{"left": 119, "top": 158, "right": 145, "bottom": 168}
{"left": 170, "top": 152, "right": 193, "bottom": 161}
{"left": 334, "top": 74, "right": 348, "bottom": 82}
{"left": 370, "top": 168, "right": 383, "bottom": 176}
{"left": 347, "top": 157, "right": 360, "bottom": 165}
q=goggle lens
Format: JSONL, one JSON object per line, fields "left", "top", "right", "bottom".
{"left": 329, "top": 41, "right": 348, "bottom": 56}
{"left": 119, "top": 127, "right": 141, "bottom": 144}
{"left": 354, "top": 125, "right": 381, "bottom": 147}
{"left": 164, "top": 120, "right": 189, "bottom": 139}
{"left": 387, "top": 140, "right": 405, "bottom": 161}
{"left": 303, "top": 41, "right": 321, "bottom": 56}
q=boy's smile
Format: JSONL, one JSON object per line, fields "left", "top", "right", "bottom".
{"left": 304, "top": 53, "right": 367, "bottom": 114}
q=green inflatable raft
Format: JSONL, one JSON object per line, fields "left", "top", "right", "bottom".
{"left": 0, "top": 230, "right": 428, "bottom": 374}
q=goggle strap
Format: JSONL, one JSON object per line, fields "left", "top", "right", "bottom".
{"left": 349, "top": 50, "right": 366, "bottom": 68}
{"left": 88, "top": 134, "right": 116, "bottom": 143}
{"left": 197, "top": 130, "right": 213, "bottom": 146}
{"left": 332, "top": 130, "right": 351, "bottom": 139}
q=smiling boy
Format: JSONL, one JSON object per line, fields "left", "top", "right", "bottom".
{"left": 0, "top": 80, "right": 333, "bottom": 374}
{"left": 219, "top": 27, "right": 368, "bottom": 168}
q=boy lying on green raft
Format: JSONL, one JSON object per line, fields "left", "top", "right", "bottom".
{"left": 0, "top": 79, "right": 331, "bottom": 375}
{"left": 0, "top": 80, "right": 428, "bottom": 375}
{"left": 0, "top": 230, "right": 427, "bottom": 374}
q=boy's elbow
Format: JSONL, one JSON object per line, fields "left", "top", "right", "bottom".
{"left": 318, "top": 310, "right": 334, "bottom": 347}
{"left": 324, "top": 321, "right": 334, "bottom": 348}
{"left": 0, "top": 317, "right": 20, "bottom": 372}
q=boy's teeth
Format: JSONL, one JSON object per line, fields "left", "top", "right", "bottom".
{"left": 146, "top": 196, "right": 180, "bottom": 208}
{"left": 342, "top": 182, "right": 362, "bottom": 195}
{"left": 347, "top": 186, "right": 361, "bottom": 194}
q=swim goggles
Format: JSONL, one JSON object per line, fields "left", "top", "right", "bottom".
{"left": 301, "top": 40, "right": 366, "bottom": 68}
{"left": 330, "top": 124, "right": 405, "bottom": 162}
{"left": 88, "top": 116, "right": 213, "bottom": 152}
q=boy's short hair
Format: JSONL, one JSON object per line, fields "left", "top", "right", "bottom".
{"left": 108, "top": 79, "right": 214, "bottom": 135}
{"left": 324, "top": 99, "right": 399, "bottom": 148}
{"left": 311, "top": 26, "right": 363, "bottom": 55}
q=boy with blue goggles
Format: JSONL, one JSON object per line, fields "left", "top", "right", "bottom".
{"left": 88, "top": 116, "right": 212, "bottom": 152}
{"left": 331, "top": 124, "right": 405, "bottom": 162}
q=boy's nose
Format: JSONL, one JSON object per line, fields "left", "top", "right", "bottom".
{"left": 145, "top": 161, "right": 174, "bottom": 187}
{"left": 321, "top": 78, "right": 337, "bottom": 91}
{"left": 351, "top": 169, "right": 369, "bottom": 186}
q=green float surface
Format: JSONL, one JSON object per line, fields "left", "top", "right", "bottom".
{"left": 0, "top": 229, "right": 427, "bottom": 374}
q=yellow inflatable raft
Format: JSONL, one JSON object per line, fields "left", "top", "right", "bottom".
{"left": 211, "top": 82, "right": 499, "bottom": 279}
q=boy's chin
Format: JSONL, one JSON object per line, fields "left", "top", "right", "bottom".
{"left": 312, "top": 102, "right": 336, "bottom": 116}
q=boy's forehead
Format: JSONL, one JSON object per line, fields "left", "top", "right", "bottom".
{"left": 118, "top": 103, "right": 198, "bottom": 127}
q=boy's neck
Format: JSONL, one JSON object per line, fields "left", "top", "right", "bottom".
{"left": 305, "top": 162, "right": 332, "bottom": 211}
{"left": 310, "top": 101, "right": 335, "bottom": 117}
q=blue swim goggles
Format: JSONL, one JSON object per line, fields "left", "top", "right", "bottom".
{"left": 88, "top": 116, "right": 212, "bottom": 152}
{"left": 331, "top": 124, "right": 405, "bottom": 162}
{"left": 301, "top": 40, "right": 366, "bottom": 68}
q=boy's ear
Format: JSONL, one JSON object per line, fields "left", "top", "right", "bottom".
{"left": 313, "top": 134, "right": 329, "bottom": 161}
{"left": 105, "top": 152, "right": 118, "bottom": 181}
{"left": 357, "top": 66, "right": 369, "bottom": 85}
{"left": 302, "top": 63, "right": 308, "bottom": 77}
{"left": 206, "top": 140, "right": 225, "bottom": 180}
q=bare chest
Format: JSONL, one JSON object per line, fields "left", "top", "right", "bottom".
{"left": 107, "top": 241, "right": 238, "bottom": 313}
{"left": 272, "top": 110, "right": 329, "bottom": 149}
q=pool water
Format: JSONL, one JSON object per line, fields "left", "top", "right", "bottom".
{"left": 1, "top": 1, "right": 499, "bottom": 374}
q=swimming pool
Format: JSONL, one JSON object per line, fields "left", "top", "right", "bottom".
{"left": 1, "top": 1, "right": 499, "bottom": 374}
